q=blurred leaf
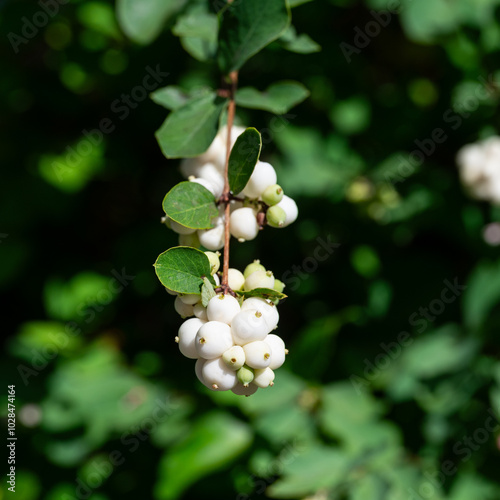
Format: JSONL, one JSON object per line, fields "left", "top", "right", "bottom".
{"left": 162, "top": 182, "right": 218, "bottom": 229}
{"left": 116, "top": 0, "right": 187, "bottom": 45}
{"left": 150, "top": 86, "right": 211, "bottom": 111}
{"left": 236, "top": 82, "right": 310, "bottom": 114}
{"left": 78, "top": 2, "right": 122, "bottom": 41}
{"left": 449, "top": 473, "right": 500, "bottom": 500}
{"left": 155, "top": 93, "right": 227, "bottom": 158}
{"left": 154, "top": 412, "right": 252, "bottom": 499}
{"left": 38, "top": 140, "right": 104, "bottom": 193}
{"left": 228, "top": 127, "right": 262, "bottom": 193}
{"left": 267, "top": 445, "right": 349, "bottom": 498}
{"left": 173, "top": 4, "right": 218, "bottom": 61}
{"left": 43, "top": 272, "right": 111, "bottom": 321}
{"left": 237, "top": 287, "right": 287, "bottom": 302}
{"left": 463, "top": 259, "right": 500, "bottom": 331}
{"left": 218, "top": 0, "right": 290, "bottom": 73}
{"left": 154, "top": 246, "right": 216, "bottom": 294}
{"left": 330, "top": 96, "right": 371, "bottom": 135}
{"left": 279, "top": 25, "right": 321, "bottom": 53}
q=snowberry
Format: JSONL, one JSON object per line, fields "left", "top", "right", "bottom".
{"left": 178, "top": 232, "right": 200, "bottom": 248}
{"left": 242, "top": 161, "right": 277, "bottom": 199}
{"left": 262, "top": 184, "right": 284, "bottom": 206}
{"left": 193, "top": 302, "right": 209, "bottom": 321}
{"left": 273, "top": 279, "right": 285, "bottom": 293}
{"left": 266, "top": 205, "right": 287, "bottom": 228}
{"left": 228, "top": 268, "right": 245, "bottom": 291}
{"left": 231, "top": 382, "right": 258, "bottom": 396}
{"left": 276, "top": 195, "right": 298, "bottom": 227}
{"left": 176, "top": 318, "right": 206, "bottom": 359}
{"left": 240, "top": 297, "right": 279, "bottom": 331}
{"left": 231, "top": 309, "right": 272, "bottom": 345}
{"left": 213, "top": 273, "right": 221, "bottom": 286}
{"left": 189, "top": 177, "right": 218, "bottom": 198}
{"left": 207, "top": 293, "right": 241, "bottom": 324}
{"left": 265, "top": 334, "right": 287, "bottom": 370}
{"left": 196, "top": 162, "right": 225, "bottom": 199}
{"left": 205, "top": 251, "right": 220, "bottom": 275}
{"left": 244, "top": 260, "right": 266, "bottom": 278}
{"left": 243, "top": 340, "right": 272, "bottom": 369}
{"left": 179, "top": 294, "right": 201, "bottom": 305}
{"left": 195, "top": 358, "right": 209, "bottom": 387}
{"left": 230, "top": 207, "right": 260, "bottom": 242}
{"left": 198, "top": 222, "right": 225, "bottom": 250}
{"left": 195, "top": 321, "right": 233, "bottom": 359}
{"left": 244, "top": 270, "right": 275, "bottom": 291}
{"left": 202, "top": 357, "right": 238, "bottom": 391}
{"left": 253, "top": 367, "right": 275, "bottom": 388}
{"left": 174, "top": 295, "right": 195, "bottom": 318}
{"left": 237, "top": 365, "right": 255, "bottom": 387}
{"left": 222, "top": 345, "right": 246, "bottom": 370}
{"left": 170, "top": 219, "right": 196, "bottom": 235}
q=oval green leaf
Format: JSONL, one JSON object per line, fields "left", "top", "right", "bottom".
{"left": 228, "top": 127, "right": 262, "bottom": 194}
{"left": 217, "top": 0, "right": 291, "bottom": 74}
{"left": 155, "top": 93, "right": 227, "bottom": 158}
{"left": 154, "top": 246, "right": 215, "bottom": 294}
{"left": 236, "top": 81, "right": 310, "bottom": 114}
{"left": 163, "top": 182, "right": 218, "bottom": 230}
{"left": 237, "top": 287, "right": 287, "bottom": 303}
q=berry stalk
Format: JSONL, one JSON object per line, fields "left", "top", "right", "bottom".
{"left": 221, "top": 69, "right": 239, "bottom": 290}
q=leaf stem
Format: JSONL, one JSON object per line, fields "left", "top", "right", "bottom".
{"left": 221, "top": 70, "right": 239, "bottom": 290}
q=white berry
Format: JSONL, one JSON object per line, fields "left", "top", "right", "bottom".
{"left": 195, "top": 358, "right": 208, "bottom": 387}
{"left": 242, "top": 161, "right": 277, "bottom": 199}
{"left": 193, "top": 302, "right": 208, "bottom": 321}
{"left": 243, "top": 340, "right": 272, "bottom": 369}
{"left": 189, "top": 177, "right": 218, "bottom": 198}
{"left": 205, "top": 251, "right": 220, "bottom": 275}
{"left": 240, "top": 297, "right": 279, "bottom": 331}
{"left": 207, "top": 293, "right": 241, "bottom": 325}
{"left": 202, "top": 357, "right": 238, "bottom": 391}
{"left": 244, "top": 270, "right": 275, "bottom": 291}
{"left": 176, "top": 318, "right": 205, "bottom": 359}
{"left": 228, "top": 268, "right": 245, "bottom": 291}
{"left": 179, "top": 294, "right": 201, "bottom": 305}
{"left": 195, "top": 321, "right": 233, "bottom": 359}
{"left": 198, "top": 221, "right": 225, "bottom": 250}
{"left": 253, "top": 367, "right": 275, "bottom": 388}
{"left": 231, "top": 382, "right": 258, "bottom": 396}
{"left": 170, "top": 219, "right": 196, "bottom": 235}
{"left": 230, "top": 207, "right": 259, "bottom": 242}
{"left": 231, "top": 310, "right": 272, "bottom": 345}
{"left": 196, "top": 162, "right": 225, "bottom": 199}
{"left": 174, "top": 295, "right": 195, "bottom": 318}
{"left": 276, "top": 195, "right": 298, "bottom": 227}
{"left": 222, "top": 345, "right": 246, "bottom": 370}
{"left": 265, "top": 333, "right": 286, "bottom": 369}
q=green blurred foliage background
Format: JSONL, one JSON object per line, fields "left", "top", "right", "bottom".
{"left": 1, "top": 0, "right": 500, "bottom": 499}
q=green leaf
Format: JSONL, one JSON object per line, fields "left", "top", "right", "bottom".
{"left": 154, "top": 412, "right": 252, "bottom": 499}
{"left": 173, "top": 5, "right": 218, "bottom": 61}
{"left": 150, "top": 86, "right": 212, "bottom": 111}
{"left": 228, "top": 127, "right": 262, "bottom": 194}
{"left": 237, "top": 287, "right": 287, "bottom": 302}
{"left": 116, "top": 0, "right": 187, "bottom": 45}
{"left": 236, "top": 81, "right": 310, "bottom": 114}
{"left": 154, "top": 246, "right": 215, "bottom": 294}
{"left": 288, "top": 0, "right": 313, "bottom": 6}
{"left": 155, "top": 93, "right": 227, "bottom": 158}
{"left": 217, "top": 0, "right": 291, "bottom": 73}
{"left": 463, "top": 259, "right": 500, "bottom": 331}
{"left": 201, "top": 277, "right": 216, "bottom": 306}
{"left": 162, "top": 182, "right": 218, "bottom": 229}
{"left": 279, "top": 26, "right": 321, "bottom": 54}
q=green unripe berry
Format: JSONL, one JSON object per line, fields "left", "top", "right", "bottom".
{"left": 237, "top": 365, "right": 255, "bottom": 387}
{"left": 244, "top": 260, "right": 266, "bottom": 278}
{"left": 204, "top": 251, "right": 221, "bottom": 275}
{"left": 262, "top": 184, "right": 284, "bottom": 206}
{"left": 266, "top": 205, "right": 287, "bottom": 228}
{"left": 179, "top": 232, "right": 200, "bottom": 248}
{"left": 273, "top": 279, "right": 285, "bottom": 293}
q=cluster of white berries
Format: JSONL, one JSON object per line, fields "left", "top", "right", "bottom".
{"left": 165, "top": 125, "right": 299, "bottom": 250}
{"left": 456, "top": 136, "right": 500, "bottom": 205}
{"left": 172, "top": 253, "right": 288, "bottom": 396}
